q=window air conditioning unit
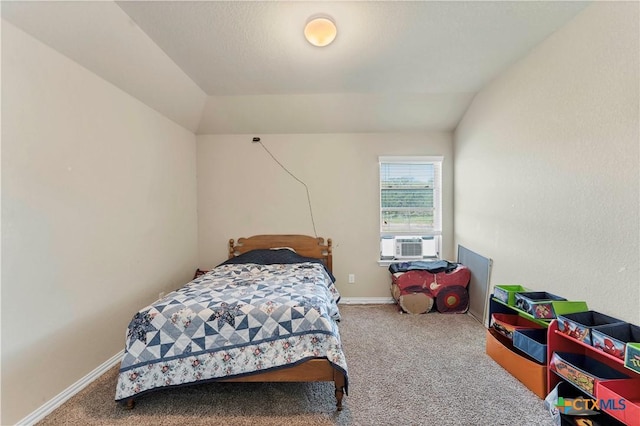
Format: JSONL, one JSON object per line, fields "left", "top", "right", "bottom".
{"left": 394, "top": 237, "right": 423, "bottom": 259}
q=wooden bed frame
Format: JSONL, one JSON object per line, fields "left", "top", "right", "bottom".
{"left": 224, "top": 235, "right": 345, "bottom": 410}
{"left": 125, "top": 234, "right": 345, "bottom": 411}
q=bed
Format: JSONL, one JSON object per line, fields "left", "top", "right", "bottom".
{"left": 115, "top": 234, "right": 348, "bottom": 410}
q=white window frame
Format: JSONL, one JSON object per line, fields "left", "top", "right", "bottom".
{"left": 378, "top": 156, "right": 443, "bottom": 264}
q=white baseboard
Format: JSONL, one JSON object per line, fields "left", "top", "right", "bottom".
{"left": 17, "top": 350, "right": 124, "bottom": 426}
{"left": 339, "top": 297, "right": 395, "bottom": 304}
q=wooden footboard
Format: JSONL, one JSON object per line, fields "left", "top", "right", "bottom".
{"left": 124, "top": 359, "right": 346, "bottom": 411}
{"left": 221, "top": 359, "right": 346, "bottom": 410}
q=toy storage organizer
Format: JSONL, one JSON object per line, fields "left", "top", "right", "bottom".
{"left": 487, "top": 290, "right": 640, "bottom": 426}
{"left": 487, "top": 297, "right": 551, "bottom": 399}
{"left": 389, "top": 263, "right": 471, "bottom": 314}
{"left": 548, "top": 320, "right": 640, "bottom": 426}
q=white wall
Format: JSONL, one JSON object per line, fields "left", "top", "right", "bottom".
{"left": 1, "top": 21, "right": 198, "bottom": 424}
{"left": 196, "top": 133, "right": 453, "bottom": 299}
{"left": 454, "top": 2, "right": 639, "bottom": 324}
{"left": 3, "top": 2, "right": 638, "bottom": 423}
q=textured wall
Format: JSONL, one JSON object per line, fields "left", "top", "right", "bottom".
{"left": 1, "top": 22, "right": 198, "bottom": 424}
{"left": 196, "top": 133, "right": 453, "bottom": 299}
{"left": 454, "top": 2, "right": 640, "bottom": 323}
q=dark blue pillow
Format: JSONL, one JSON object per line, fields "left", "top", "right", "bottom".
{"left": 218, "top": 249, "right": 335, "bottom": 282}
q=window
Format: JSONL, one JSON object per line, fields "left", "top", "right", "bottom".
{"left": 379, "top": 156, "right": 442, "bottom": 261}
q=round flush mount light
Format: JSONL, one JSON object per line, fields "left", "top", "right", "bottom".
{"left": 304, "top": 17, "right": 337, "bottom": 47}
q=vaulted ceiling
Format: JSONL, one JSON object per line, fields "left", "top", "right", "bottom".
{"left": 2, "top": 1, "right": 590, "bottom": 134}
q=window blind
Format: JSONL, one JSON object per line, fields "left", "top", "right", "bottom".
{"left": 379, "top": 157, "right": 442, "bottom": 236}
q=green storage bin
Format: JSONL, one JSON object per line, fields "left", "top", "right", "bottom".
{"left": 494, "top": 285, "right": 529, "bottom": 306}
{"left": 624, "top": 342, "right": 640, "bottom": 374}
{"left": 549, "top": 300, "right": 590, "bottom": 318}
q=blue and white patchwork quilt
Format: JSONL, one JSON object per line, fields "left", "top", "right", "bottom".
{"left": 115, "top": 260, "right": 347, "bottom": 401}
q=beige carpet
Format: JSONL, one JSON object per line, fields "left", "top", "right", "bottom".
{"left": 38, "top": 304, "right": 552, "bottom": 425}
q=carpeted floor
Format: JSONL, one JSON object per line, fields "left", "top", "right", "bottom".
{"left": 38, "top": 304, "right": 553, "bottom": 425}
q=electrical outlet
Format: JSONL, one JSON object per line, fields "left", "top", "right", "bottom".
{"left": 348, "top": 274, "right": 355, "bottom": 284}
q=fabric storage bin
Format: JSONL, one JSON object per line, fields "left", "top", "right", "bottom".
{"left": 494, "top": 285, "right": 529, "bottom": 306}
{"left": 591, "top": 322, "right": 640, "bottom": 360}
{"left": 486, "top": 328, "right": 547, "bottom": 398}
{"left": 557, "top": 311, "right": 625, "bottom": 345}
{"left": 549, "top": 352, "right": 630, "bottom": 397}
{"left": 516, "top": 292, "right": 589, "bottom": 320}
{"left": 546, "top": 382, "right": 630, "bottom": 426}
{"left": 559, "top": 414, "right": 626, "bottom": 426}
{"left": 513, "top": 328, "right": 547, "bottom": 364}
{"left": 625, "top": 342, "right": 640, "bottom": 374}
{"left": 515, "top": 292, "right": 566, "bottom": 318}
{"left": 595, "top": 379, "right": 640, "bottom": 426}
{"left": 546, "top": 381, "right": 605, "bottom": 422}
{"left": 490, "top": 313, "right": 545, "bottom": 340}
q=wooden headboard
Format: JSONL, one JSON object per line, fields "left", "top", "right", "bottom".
{"left": 228, "top": 234, "right": 333, "bottom": 272}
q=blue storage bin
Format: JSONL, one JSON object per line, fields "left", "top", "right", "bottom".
{"left": 557, "top": 311, "right": 625, "bottom": 345}
{"left": 514, "top": 291, "right": 566, "bottom": 318}
{"left": 493, "top": 285, "right": 529, "bottom": 306}
{"left": 513, "top": 328, "right": 547, "bottom": 364}
{"left": 591, "top": 322, "right": 640, "bottom": 360}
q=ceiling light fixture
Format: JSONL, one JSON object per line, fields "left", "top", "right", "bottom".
{"left": 304, "top": 16, "right": 337, "bottom": 47}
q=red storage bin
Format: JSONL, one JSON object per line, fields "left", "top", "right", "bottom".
{"left": 490, "top": 313, "right": 545, "bottom": 340}
{"left": 596, "top": 379, "right": 640, "bottom": 426}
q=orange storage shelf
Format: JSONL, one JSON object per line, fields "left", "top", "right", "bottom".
{"left": 486, "top": 328, "right": 547, "bottom": 398}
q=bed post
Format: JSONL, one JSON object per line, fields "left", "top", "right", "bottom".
{"left": 228, "top": 239, "right": 235, "bottom": 259}
{"left": 334, "top": 369, "right": 345, "bottom": 411}
{"left": 326, "top": 238, "right": 333, "bottom": 273}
